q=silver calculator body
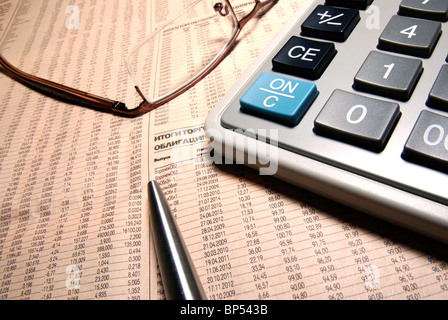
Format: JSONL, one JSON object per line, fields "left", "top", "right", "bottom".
{"left": 205, "top": 0, "right": 448, "bottom": 243}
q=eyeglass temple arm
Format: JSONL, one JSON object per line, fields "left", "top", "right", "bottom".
{"left": 0, "top": 53, "right": 156, "bottom": 117}
{"left": 238, "top": 0, "right": 275, "bottom": 29}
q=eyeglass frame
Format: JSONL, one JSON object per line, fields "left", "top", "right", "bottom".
{"left": 0, "top": 0, "right": 276, "bottom": 118}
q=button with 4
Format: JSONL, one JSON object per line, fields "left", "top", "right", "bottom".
{"left": 378, "top": 15, "right": 442, "bottom": 58}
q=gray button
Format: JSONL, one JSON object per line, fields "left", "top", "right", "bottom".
{"left": 399, "top": 0, "right": 448, "bottom": 22}
{"left": 403, "top": 111, "right": 448, "bottom": 172}
{"left": 378, "top": 15, "right": 442, "bottom": 58}
{"left": 427, "top": 65, "right": 448, "bottom": 112}
{"left": 325, "top": 0, "right": 373, "bottom": 10}
{"left": 353, "top": 51, "right": 423, "bottom": 101}
{"left": 314, "top": 89, "right": 401, "bottom": 152}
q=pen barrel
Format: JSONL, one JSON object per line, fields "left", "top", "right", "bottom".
{"left": 148, "top": 181, "right": 207, "bottom": 300}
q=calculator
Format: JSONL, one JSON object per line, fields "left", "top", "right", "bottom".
{"left": 205, "top": 0, "right": 448, "bottom": 243}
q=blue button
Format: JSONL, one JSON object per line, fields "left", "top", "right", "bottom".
{"left": 240, "top": 72, "right": 318, "bottom": 126}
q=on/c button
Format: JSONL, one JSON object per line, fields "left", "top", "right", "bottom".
{"left": 240, "top": 72, "right": 318, "bottom": 127}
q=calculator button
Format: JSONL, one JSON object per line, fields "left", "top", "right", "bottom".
{"left": 427, "top": 65, "right": 448, "bottom": 112}
{"left": 272, "top": 37, "right": 337, "bottom": 80}
{"left": 402, "top": 111, "right": 448, "bottom": 172}
{"left": 240, "top": 72, "right": 318, "bottom": 127}
{"left": 314, "top": 90, "right": 401, "bottom": 152}
{"left": 325, "top": 0, "right": 373, "bottom": 10}
{"left": 378, "top": 15, "right": 442, "bottom": 58}
{"left": 301, "top": 5, "right": 360, "bottom": 42}
{"left": 399, "top": 0, "right": 448, "bottom": 22}
{"left": 353, "top": 51, "right": 423, "bottom": 101}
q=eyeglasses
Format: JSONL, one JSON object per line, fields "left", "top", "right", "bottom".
{"left": 0, "top": 0, "right": 276, "bottom": 118}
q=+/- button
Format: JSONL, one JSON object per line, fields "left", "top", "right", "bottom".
{"left": 301, "top": 5, "right": 360, "bottom": 42}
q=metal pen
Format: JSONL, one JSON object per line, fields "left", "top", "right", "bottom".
{"left": 148, "top": 180, "right": 207, "bottom": 300}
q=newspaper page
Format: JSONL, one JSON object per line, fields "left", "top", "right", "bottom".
{"left": 0, "top": 0, "right": 154, "bottom": 300}
{"left": 1, "top": 0, "right": 447, "bottom": 301}
{"left": 147, "top": 0, "right": 448, "bottom": 300}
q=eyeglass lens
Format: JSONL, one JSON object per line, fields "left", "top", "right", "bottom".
{"left": 126, "top": 0, "right": 239, "bottom": 105}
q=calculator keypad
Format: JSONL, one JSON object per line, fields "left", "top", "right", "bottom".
{"left": 237, "top": 0, "right": 448, "bottom": 174}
